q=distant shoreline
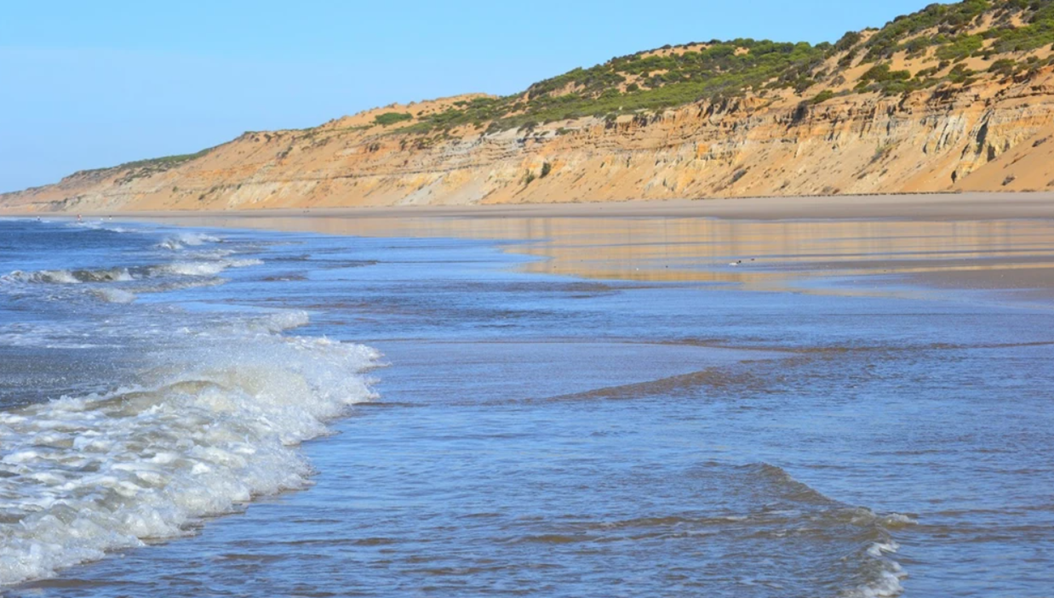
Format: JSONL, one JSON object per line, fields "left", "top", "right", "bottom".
{"left": 9, "top": 192, "right": 1054, "bottom": 222}
{"left": 76, "top": 191, "right": 1054, "bottom": 304}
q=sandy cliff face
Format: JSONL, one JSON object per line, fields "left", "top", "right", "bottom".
{"left": 5, "top": 70, "right": 1052, "bottom": 214}
{"left": 5, "top": 1, "right": 1054, "bottom": 213}
{"left": 4, "top": 68, "right": 1054, "bottom": 214}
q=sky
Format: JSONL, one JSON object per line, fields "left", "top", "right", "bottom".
{"left": 1, "top": 0, "right": 934, "bottom": 193}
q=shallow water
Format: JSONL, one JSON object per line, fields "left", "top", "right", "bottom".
{"left": 1, "top": 216, "right": 1053, "bottom": 596}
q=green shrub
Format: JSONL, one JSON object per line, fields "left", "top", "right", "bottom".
{"left": 837, "top": 49, "right": 857, "bottom": 67}
{"left": 74, "top": 148, "right": 214, "bottom": 179}
{"left": 811, "top": 90, "right": 836, "bottom": 104}
{"left": 361, "top": 0, "right": 1049, "bottom": 137}
{"left": 988, "top": 58, "right": 1017, "bottom": 76}
{"left": 935, "top": 34, "right": 983, "bottom": 61}
{"left": 833, "top": 31, "right": 862, "bottom": 53}
{"left": 374, "top": 112, "right": 413, "bottom": 126}
{"left": 400, "top": 36, "right": 825, "bottom": 134}
{"left": 862, "top": 0, "right": 990, "bottom": 61}
{"left": 990, "top": 4, "right": 1054, "bottom": 53}
{"left": 902, "top": 36, "right": 936, "bottom": 56}
{"left": 860, "top": 64, "right": 911, "bottom": 83}
{"left": 947, "top": 64, "right": 976, "bottom": 84}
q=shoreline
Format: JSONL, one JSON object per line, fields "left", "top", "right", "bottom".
{"left": 5, "top": 191, "right": 1054, "bottom": 222}
{"left": 10, "top": 192, "right": 1054, "bottom": 304}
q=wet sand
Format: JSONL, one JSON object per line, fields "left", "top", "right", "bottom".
{"left": 105, "top": 193, "right": 1054, "bottom": 304}
{"left": 96, "top": 191, "right": 1054, "bottom": 221}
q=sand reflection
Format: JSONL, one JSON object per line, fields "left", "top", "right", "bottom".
{"left": 158, "top": 213, "right": 1054, "bottom": 297}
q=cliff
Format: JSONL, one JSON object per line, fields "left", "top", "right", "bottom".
{"left": 4, "top": 0, "right": 1054, "bottom": 213}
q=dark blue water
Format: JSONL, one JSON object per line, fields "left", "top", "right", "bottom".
{"left": 2, "top": 217, "right": 1053, "bottom": 597}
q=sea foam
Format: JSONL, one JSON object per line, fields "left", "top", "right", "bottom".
{"left": 0, "top": 311, "right": 379, "bottom": 587}
{"left": 156, "top": 232, "right": 223, "bottom": 251}
{"left": 2, "top": 259, "right": 262, "bottom": 291}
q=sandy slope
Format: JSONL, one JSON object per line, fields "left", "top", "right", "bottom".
{"left": 4, "top": 4, "right": 1054, "bottom": 214}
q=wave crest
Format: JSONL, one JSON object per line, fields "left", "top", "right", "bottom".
{"left": 156, "top": 232, "right": 223, "bottom": 251}
{"left": 0, "top": 312, "right": 379, "bottom": 586}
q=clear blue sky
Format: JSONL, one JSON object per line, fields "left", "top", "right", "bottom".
{"left": 1, "top": 0, "right": 933, "bottom": 192}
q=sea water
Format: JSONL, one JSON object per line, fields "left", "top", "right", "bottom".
{"left": 0, "top": 220, "right": 377, "bottom": 588}
{"left": 1, "top": 217, "right": 1052, "bottom": 597}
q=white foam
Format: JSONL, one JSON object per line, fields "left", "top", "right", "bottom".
{"left": 0, "top": 333, "right": 100, "bottom": 350}
{"left": 0, "top": 312, "right": 379, "bottom": 587}
{"left": 843, "top": 540, "right": 907, "bottom": 598}
{"left": 156, "top": 232, "right": 222, "bottom": 251}
{"left": 2, "top": 252, "right": 258, "bottom": 299}
{"left": 152, "top": 258, "right": 262, "bottom": 278}
{"left": 845, "top": 570, "right": 905, "bottom": 598}
{"left": 133, "top": 278, "right": 227, "bottom": 295}
{"left": 66, "top": 221, "right": 131, "bottom": 234}
{"left": 257, "top": 310, "right": 311, "bottom": 332}
{"left": 156, "top": 262, "right": 228, "bottom": 277}
{"left": 879, "top": 513, "right": 917, "bottom": 529}
{"left": 2, "top": 269, "right": 82, "bottom": 285}
{"left": 80, "top": 268, "right": 135, "bottom": 283}
{"left": 186, "top": 248, "right": 236, "bottom": 260}
{"left": 2, "top": 268, "right": 135, "bottom": 286}
{"left": 228, "top": 258, "right": 264, "bottom": 268}
{"left": 90, "top": 288, "right": 137, "bottom": 304}
{"left": 866, "top": 541, "right": 899, "bottom": 558}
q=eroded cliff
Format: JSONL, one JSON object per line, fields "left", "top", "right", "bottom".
{"left": 4, "top": 0, "right": 1054, "bottom": 213}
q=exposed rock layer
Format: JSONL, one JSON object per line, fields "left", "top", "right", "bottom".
{"left": 5, "top": 5, "right": 1054, "bottom": 213}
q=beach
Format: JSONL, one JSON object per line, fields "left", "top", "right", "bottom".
{"left": 130, "top": 192, "right": 1054, "bottom": 301}
{"left": 2, "top": 193, "right": 1054, "bottom": 596}
{"left": 10, "top": 0, "right": 1054, "bottom": 593}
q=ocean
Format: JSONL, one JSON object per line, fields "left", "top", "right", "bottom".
{"left": 1, "top": 215, "right": 1052, "bottom": 597}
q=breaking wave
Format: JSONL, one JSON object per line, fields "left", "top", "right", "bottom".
{"left": 89, "top": 287, "right": 138, "bottom": 304}
{"left": 151, "top": 259, "right": 262, "bottom": 278}
{"left": 2, "top": 267, "right": 135, "bottom": 285}
{"left": 0, "top": 310, "right": 379, "bottom": 587}
{"left": 65, "top": 220, "right": 132, "bottom": 234}
{"left": 156, "top": 232, "right": 223, "bottom": 251}
{"left": 2, "top": 259, "right": 263, "bottom": 288}
{"left": 739, "top": 463, "right": 911, "bottom": 597}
